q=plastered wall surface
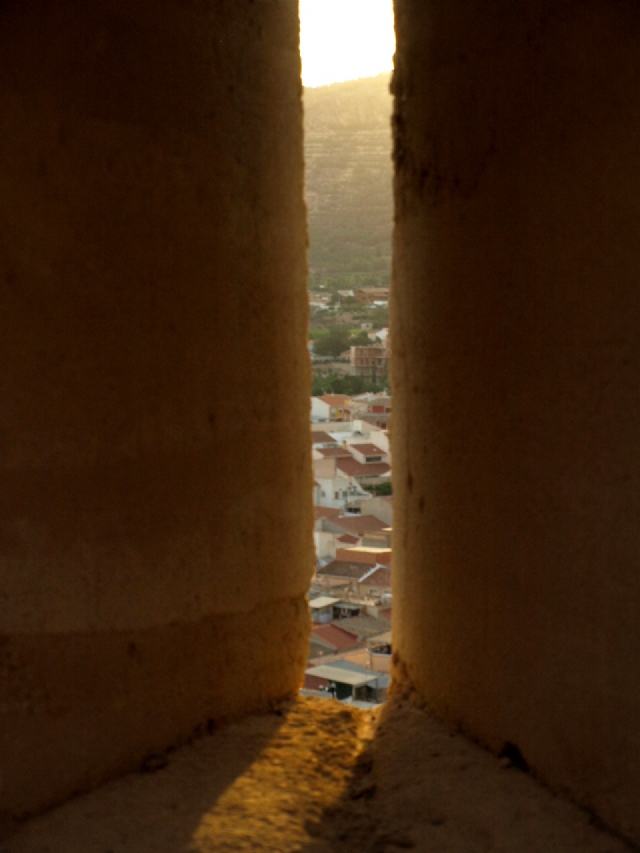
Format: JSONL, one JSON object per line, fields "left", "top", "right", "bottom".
{"left": 392, "top": 0, "right": 640, "bottom": 842}
{"left": 0, "top": 0, "right": 312, "bottom": 822}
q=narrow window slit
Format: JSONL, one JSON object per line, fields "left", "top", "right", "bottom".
{"left": 300, "top": 0, "right": 396, "bottom": 708}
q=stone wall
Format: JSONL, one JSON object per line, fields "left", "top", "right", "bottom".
{"left": 5, "top": 0, "right": 640, "bottom": 844}
{"left": 392, "top": 0, "right": 640, "bottom": 842}
{"left": 0, "top": 0, "right": 312, "bottom": 822}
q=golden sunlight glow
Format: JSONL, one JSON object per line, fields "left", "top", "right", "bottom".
{"left": 299, "top": 0, "right": 395, "bottom": 88}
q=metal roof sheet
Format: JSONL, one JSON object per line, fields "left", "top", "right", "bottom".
{"left": 309, "top": 596, "right": 341, "bottom": 609}
{"left": 305, "top": 665, "right": 378, "bottom": 687}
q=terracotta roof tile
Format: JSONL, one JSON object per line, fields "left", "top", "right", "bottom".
{"left": 329, "top": 515, "right": 388, "bottom": 536}
{"left": 312, "top": 623, "right": 359, "bottom": 650}
{"left": 335, "top": 458, "right": 391, "bottom": 478}
{"left": 319, "top": 395, "right": 351, "bottom": 406}
{"left": 313, "top": 506, "right": 342, "bottom": 521}
{"left": 349, "top": 444, "right": 387, "bottom": 456}
{"left": 317, "top": 556, "right": 391, "bottom": 578}
{"left": 316, "top": 560, "right": 366, "bottom": 580}
{"left": 304, "top": 673, "right": 330, "bottom": 690}
{"left": 311, "top": 430, "right": 336, "bottom": 445}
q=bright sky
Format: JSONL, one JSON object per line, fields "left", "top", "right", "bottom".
{"left": 299, "top": 0, "right": 395, "bottom": 88}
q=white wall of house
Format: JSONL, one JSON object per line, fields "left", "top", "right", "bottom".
{"left": 359, "top": 580, "right": 391, "bottom": 598}
{"left": 314, "top": 530, "right": 336, "bottom": 560}
{"left": 349, "top": 422, "right": 389, "bottom": 453}
{"left": 314, "top": 476, "right": 372, "bottom": 511}
{"left": 312, "top": 447, "right": 345, "bottom": 461}
{"left": 315, "top": 420, "right": 374, "bottom": 436}
{"left": 311, "top": 398, "right": 331, "bottom": 420}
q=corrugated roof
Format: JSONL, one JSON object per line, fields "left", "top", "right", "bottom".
{"left": 309, "top": 596, "right": 341, "bottom": 609}
{"left": 306, "top": 665, "right": 377, "bottom": 687}
{"left": 322, "top": 659, "right": 371, "bottom": 674}
{"left": 322, "top": 659, "right": 391, "bottom": 688}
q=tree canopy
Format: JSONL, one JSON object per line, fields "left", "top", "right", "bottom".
{"left": 311, "top": 373, "right": 388, "bottom": 397}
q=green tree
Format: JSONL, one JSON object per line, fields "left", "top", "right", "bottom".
{"left": 349, "top": 330, "right": 371, "bottom": 346}
{"left": 364, "top": 481, "right": 393, "bottom": 496}
{"left": 313, "top": 326, "right": 351, "bottom": 357}
{"left": 369, "top": 305, "right": 389, "bottom": 327}
{"left": 311, "top": 372, "right": 388, "bottom": 396}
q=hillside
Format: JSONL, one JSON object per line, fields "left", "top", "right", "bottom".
{"left": 304, "top": 74, "right": 393, "bottom": 286}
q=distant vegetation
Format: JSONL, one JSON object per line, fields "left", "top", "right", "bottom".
{"left": 364, "top": 481, "right": 393, "bottom": 496}
{"left": 311, "top": 373, "right": 387, "bottom": 397}
{"left": 311, "top": 326, "right": 372, "bottom": 357}
{"left": 310, "top": 302, "right": 389, "bottom": 330}
{"left": 304, "top": 73, "right": 392, "bottom": 289}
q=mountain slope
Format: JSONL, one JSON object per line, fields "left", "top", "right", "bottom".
{"left": 304, "top": 74, "right": 393, "bottom": 284}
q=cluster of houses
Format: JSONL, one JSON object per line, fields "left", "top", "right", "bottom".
{"left": 304, "top": 393, "right": 393, "bottom": 708}
{"left": 311, "top": 392, "right": 391, "bottom": 427}
{"left": 308, "top": 286, "right": 390, "bottom": 380}
{"left": 309, "top": 327, "right": 390, "bottom": 383}
{"left": 309, "top": 285, "right": 389, "bottom": 310}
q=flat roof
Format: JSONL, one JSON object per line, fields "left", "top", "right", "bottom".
{"left": 309, "top": 596, "right": 341, "bottom": 609}
{"left": 306, "top": 665, "right": 378, "bottom": 687}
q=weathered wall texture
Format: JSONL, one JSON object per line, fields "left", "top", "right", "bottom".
{"left": 0, "top": 0, "right": 312, "bottom": 823}
{"left": 391, "top": 0, "right": 640, "bottom": 842}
